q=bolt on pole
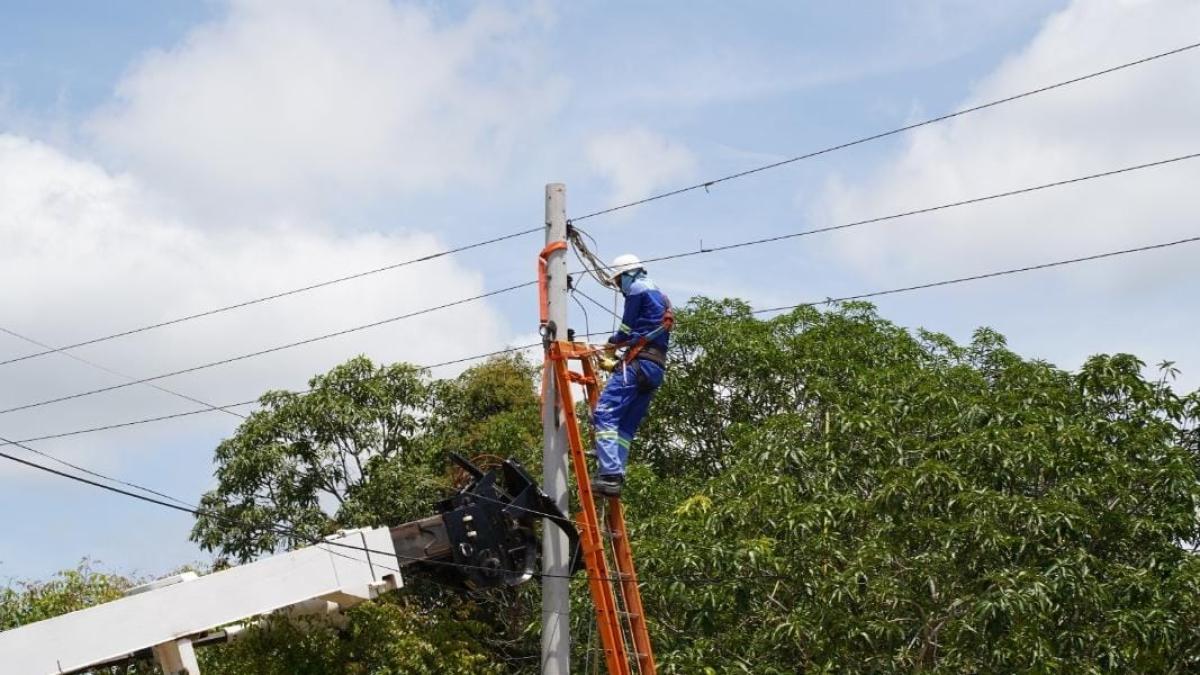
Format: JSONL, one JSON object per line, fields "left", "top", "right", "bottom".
{"left": 541, "top": 183, "right": 571, "bottom": 674}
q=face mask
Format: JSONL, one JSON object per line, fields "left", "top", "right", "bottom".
{"left": 620, "top": 273, "right": 635, "bottom": 294}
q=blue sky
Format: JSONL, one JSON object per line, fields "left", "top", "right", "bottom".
{"left": 1, "top": 0, "right": 1198, "bottom": 581}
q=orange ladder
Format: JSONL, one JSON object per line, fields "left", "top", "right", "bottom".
{"left": 546, "top": 340, "right": 656, "bottom": 675}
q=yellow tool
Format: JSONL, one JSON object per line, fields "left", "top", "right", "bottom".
{"left": 599, "top": 353, "right": 619, "bottom": 372}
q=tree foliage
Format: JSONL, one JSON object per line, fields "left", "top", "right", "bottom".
{"left": 1, "top": 561, "right": 132, "bottom": 631}
{"left": 9, "top": 300, "right": 1200, "bottom": 672}
{"left": 200, "top": 596, "right": 503, "bottom": 675}
{"left": 633, "top": 299, "right": 1200, "bottom": 673}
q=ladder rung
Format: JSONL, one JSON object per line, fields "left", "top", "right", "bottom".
{"left": 602, "top": 529, "right": 623, "bottom": 539}
{"left": 617, "top": 611, "right": 640, "bottom": 619}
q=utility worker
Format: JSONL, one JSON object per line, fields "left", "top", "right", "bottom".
{"left": 592, "top": 254, "right": 672, "bottom": 497}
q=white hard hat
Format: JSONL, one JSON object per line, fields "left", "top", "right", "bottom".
{"left": 609, "top": 253, "right": 644, "bottom": 282}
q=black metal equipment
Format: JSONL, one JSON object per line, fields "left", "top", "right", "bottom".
{"left": 390, "top": 454, "right": 581, "bottom": 589}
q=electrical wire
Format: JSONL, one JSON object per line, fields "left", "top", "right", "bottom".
{"left": 11, "top": 148, "right": 1197, "bottom": 444}
{"left": 0, "top": 324, "right": 246, "bottom": 420}
{"left": 12, "top": 217, "right": 1197, "bottom": 446}
{"left": 570, "top": 151, "right": 1200, "bottom": 278}
{"left": 5, "top": 39, "right": 1194, "bottom": 391}
{"left": 0, "top": 281, "right": 536, "bottom": 416}
{"left": 12, "top": 230, "right": 1193, "bottom": 542}
{"left": 22, "top": 48, "right": 1197, "bottom": 591}
{"left": 570, "top": 286, "right": 593, "bottom": 340}
{"left": 751, "top": 234, "right": 1200, "bottom": 315}
{"left": 0, "top": 432, "right": 577, "bottom": 580}
{"left": 9, "top": 438, "right": 197, "bottom": 508}
{"left": 0, "top": 227, "right": 542, "bottom": 369}
{"left": 573, "top": 287, "right": 622, "bottom": 322}
{"left": 0, "top": 340, "right": 551, "bottom": 518}
{"left": 0, "top": 432, "right": 782, "bottom": 584}
{"left": 567, "top": 224, "right": 617, "bottom": 290}
{"left": 570, "top": 41, "right": 1200, "bottom": 222}
{"left": 5, "top": 400, "right": 261, "bottom": 446}
{"left": 0, "top": 341, "right": 544, "bottom": 447}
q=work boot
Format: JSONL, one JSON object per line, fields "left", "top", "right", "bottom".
{"left": 591, "top": 474, "right": 624, "bottom": 498}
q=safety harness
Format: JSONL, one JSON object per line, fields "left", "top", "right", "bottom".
{"left": 621, "top": 293, "right": 673, "bottom": 367}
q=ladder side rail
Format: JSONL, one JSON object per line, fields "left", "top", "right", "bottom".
{"left": 601, "top": 502, "right": 642, "bottom": 675}
{"left": 550, "top": 346, "right": 631, "bottom": 675}
{"left": 577, "top": 341, "right": 651, "bottom": 674}
{"left": 607, "top": 501, "right": 657, "bottom": 674}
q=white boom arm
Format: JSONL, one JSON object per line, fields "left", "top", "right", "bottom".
{"left": 0, "top": 528, "right": 401, "bottom": 675}
{"left": 0, "top": 455, "right": 579, "bottom": 675}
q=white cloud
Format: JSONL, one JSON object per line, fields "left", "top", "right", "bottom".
{"left": 815, "top": 0, "right": 1200, "bottom": 287}
{"left": 87, "top": 0, "right": 565, "bottom": 218}
{"left": 0, "top": 133, "right": 514, "bottom": 476}
{"left": 807, "top": 0, "right": 1200, "bottom": 391}
{"left": 586, "top": 127, "right": 697, "bottom": 207}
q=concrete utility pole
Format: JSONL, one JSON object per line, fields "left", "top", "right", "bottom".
{"left": 541, "top": 183, "right": 571, "bottom": 674}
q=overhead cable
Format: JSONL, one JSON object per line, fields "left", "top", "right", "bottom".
{"left": 0, "top": 433, "right": 782, "bottom": 584}
{"left": 9, "top": 41, "right": 1193, "bottom": 374}
{"left": 0, "top": 282, "right": 535, "bottom": 416}
{"left": 753, "top": 234, "right": 1200, "bottom": 314}
{"left": 0, "top": 324, "right": 246, "bottom": 420}
{"left": 16, "top": 226, "right": 1197, "bottom": 452}
{"left": 570, "top": 41, "right": 1200, "bottom": 222}
{"left": 0, "top": 435, "right": 573, "bottom": 580}
{"left": 572, "top": 152, "right": 1200, "bottom": 275}
{"left": 11, "top": 221, "right": 1197, "bottom": 579}
{"left": 0, "top": 227, "right": 541, "bottom": 368}
{"left": 6, "top": 151, "right": 1194, "bottom": 421}
{"left": 1, "top": 342, "right": 543, "bottom": 447}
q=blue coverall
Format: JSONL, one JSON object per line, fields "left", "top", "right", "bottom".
{"left": 594, "top": 274, "right": 670, "bottom": 477}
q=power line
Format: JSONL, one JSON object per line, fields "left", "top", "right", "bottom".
{"left": 19, "top": 222, "right": 1199, "bottom": 582}
{"left": 0, "top": 282, "right": 535, "bottom": 417}
{"left": 570, "top": 40, "right": 1200, "bottom": 222}
{"left": 7, "top": 149, "right": 1194, "bottom": 433}
{"left": 13, "top": 232, "right": 1194, "bottom": 504}
{"left": 0, "top": 433, "right": 781, "bottom": 584}
{"left": 8, "top": 235, "right": 1195, "bottom": 584}
{"left": 753, "top": 234, "right": 1200, "bottom": 314}
{"left": 572, "top": 286, "right": 621, "bottom": 323}
{"left": 0, "top": 325, "right": 246, "bottom": 420}
{"left": 6, "top": 40, "right": 1190, "bottom": 379}
{"left": 0, "top": 434, "right": 564, "bottom": 579}
{"left": 8, "top": 147, "right": 1194, "bottom": 432}
{"left": 5, "top": 40, "right": 1192, "bottom": 392}
{"left": 0, "top": 342, "right": 543, "bottom": 447}
{"left": 572, "top": 152, "right": 1200, "bottom": 276}
{"left": 0, "top": 227, "right": 541, "bottom": 369}
{"left": 0, "top": 432, "right": 559, "bottom": 579}
{"left": 6, "top": 435, "right": 197, "bottom": 508}
{"left": 5, "top": 400, "right": 259, "bottom": 446}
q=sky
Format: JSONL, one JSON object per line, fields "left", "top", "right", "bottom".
{"left": 1, "top": 0, "right": 1198, "bottom": 582}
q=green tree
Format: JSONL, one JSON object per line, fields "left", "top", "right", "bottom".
{"left": 631, "top": 299, "right": 1200, "bottom": 673}
{"left": 200, "top": 596, "right": 503, "bottom": 675}
{"left": 1, "top": 560, "right": 132, "bottom": 630}
{"left": 11, "top": 301, "right": 1200, "bottom": 674}
{"left": 190, "top": 352, "right": 546, "bottom": 671}
{"left": 1, "top": 562, "right": 159, "bottom": 673}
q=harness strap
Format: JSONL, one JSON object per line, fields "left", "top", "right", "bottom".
{"left": 623, "top": 293, "right": 673, "bottom": 364}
